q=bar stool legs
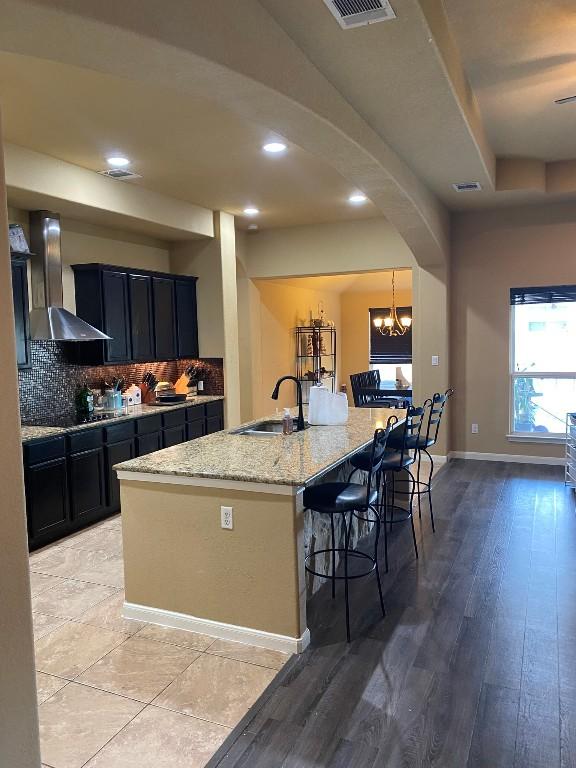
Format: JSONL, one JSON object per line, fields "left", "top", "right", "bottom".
{"left": 305, "top": 506, "right": 386, "bottom": 643}
{"left": 381, "top": 468, "right": 419, "bottom": 561}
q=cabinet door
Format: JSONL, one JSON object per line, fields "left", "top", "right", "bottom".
{"left": 105, "top": 438, "right": 135, "bottom": 512}
{"left": 175, "top": 279, "right": 199, "bottom": 359}
{"left": 26, "top": 457, "right": 69, "bottom": 546}
{"left": 136, "top": 431, "right": 162, "bottom": 457}
{"left": 129, "top": 274, "right": 154, "bottom": 361}
{"left": 206, "top": 415, "right": 224, "bottom": 435}
{"left": 163, "top": 424, "right": 186, "bottom": 448}
{"left": 187, "top": 419, "right": 205, "bottom": 441}
{"left": 11, "top": 260, "right": 30, "bottom": 368}
{"left": 68, "top": 447, "right": 106, "bottom": 525}
{"left": 153, "top": 277, "right": 177, "bottom": 360}
{"left": 103, "top": 271, "right": 131, "bottom": 362}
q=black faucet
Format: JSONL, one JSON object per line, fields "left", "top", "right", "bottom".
{"left": 271, "top": 376, "right": 305, "bottom": 432}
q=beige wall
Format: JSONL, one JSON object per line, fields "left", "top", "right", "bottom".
{"left": 248, "top": 279, "right": 341, "bottom": 419}
{"left": 451, "top": 203, "right": 576, "bottom": 458}
{"left": 8, "top": 206, "right": 171, "bottom": 313}
{"left": 1, "top": 120, "right": 42, "bottom": 767}
{"left": 171, "top": 213, "right": 241, "bottom": 427}
{"left": 121, "top": 481, "right": 305, "bottom": 638}
{"left": 340, "top": 286, "right": 413, "bottom": 395}
{"left": 245, "top": 217, "right": 414, "bottom": 279}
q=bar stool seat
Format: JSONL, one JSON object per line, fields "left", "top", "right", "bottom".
{"left": 350, "top": 448, "right": 414, "bottom": 472}
{"left": 303, "top": 482, "right": 377, "bottom": 515}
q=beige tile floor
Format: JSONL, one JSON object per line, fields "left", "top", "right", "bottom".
{"left": 29, "top": 515, "right": 290, "bottom": 768}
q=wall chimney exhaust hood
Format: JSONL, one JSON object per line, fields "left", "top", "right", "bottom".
{"left": 28, "top": 211, "right": 112, "bottom": 342}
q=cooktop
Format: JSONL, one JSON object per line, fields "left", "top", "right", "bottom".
{"left": 25, "top": 411, "right": 123, "bottom": 428}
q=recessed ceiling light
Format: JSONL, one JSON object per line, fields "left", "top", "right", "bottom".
{"left": 348, "top": 192, "right": 368, "bottom": 204}
{"left": 106, "top": 156, "right": 130, "bottom": 168}
{"left": 554, "top": 95, "right": 576, "bottom": 105}
{"left": 263, "top": 142, "right": 287, "bottom": 154}
{"left": 243, "top": 207, "right": 260, "bottom": 216}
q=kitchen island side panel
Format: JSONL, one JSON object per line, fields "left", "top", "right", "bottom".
{"left": 120, "top": 480, "right": 304, "bottom": 639}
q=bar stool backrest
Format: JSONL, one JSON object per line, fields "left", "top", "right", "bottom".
{"left": 395, "top": 404, "right": 426, "bottom": 465}
{"left": 365, "top": 415, "right": 397, "bottom": 502}
{"left": 424, "top": 387, "right": 454, "bottom": 446}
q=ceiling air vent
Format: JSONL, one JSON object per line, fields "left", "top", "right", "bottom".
{"left": 98, "top": 168, "right": 142, "bottom": 181}
{"left": 452, "top": 181, "right": 482, "bottom": 192}
{"left": 323, "top": 0, "right": 396, "bottom": 29}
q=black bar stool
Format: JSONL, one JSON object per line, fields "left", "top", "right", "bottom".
{"left": 303, "top": 417, "right": 396, "bottom": 642}
{"left": 391, "top": 388, "right": 454, "bottom": 533}
{"left": 349, "top": 406, "right": 425, "bottom": 569}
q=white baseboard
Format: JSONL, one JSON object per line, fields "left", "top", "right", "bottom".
{"left": 448, "top": 451, "right": 564, "bottom": 466}
{"left": 123, "top": 601, "right": 310, "bottom": 655}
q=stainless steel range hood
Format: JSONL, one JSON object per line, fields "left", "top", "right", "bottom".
{"left": 28, "top": 211, "right": 111, "bottom": 342}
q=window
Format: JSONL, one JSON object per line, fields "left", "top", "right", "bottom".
{"left": 510, "top": 285, "right": 576, "bottom": 437}
{"left": 369, "top": 306, "right": 413, "bottom": 390}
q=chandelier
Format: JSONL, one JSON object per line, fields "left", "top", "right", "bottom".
{"left": 373, "top": 270, "right": 412, "bottom": 336}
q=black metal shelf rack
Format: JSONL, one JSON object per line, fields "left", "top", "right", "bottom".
{"left": 295, "top": 325, "right": 337, "bottom": 405}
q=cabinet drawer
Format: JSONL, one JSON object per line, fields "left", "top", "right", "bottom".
{"left": 68, "top": 428, "right": 103, "bottom": 454}
{"left": 103, "top": 420, "right": 136, "bottom": 444}
{"left": 206, "top": 400, "right": 224, "bottom": 418}
{"left": 136, "top": 414, "right": 162, "bottom": 434}
{"left": 25, "top": 436, "right": 66, "bottom": 465}
{"left": 185, "top": 404, "right": 205, "bottom": 422}
{"left": 162, "top": 408, "right": 186, "bottom": 429}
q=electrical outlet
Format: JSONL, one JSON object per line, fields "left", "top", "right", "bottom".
{"left": 431, "top": 355, "right": 439, "bottom": 366}
{"left": 221, "top": 506, "right": 233, "bottom": 530}
{"left": 471, "top": 423, "right": 479, "bottom": 434}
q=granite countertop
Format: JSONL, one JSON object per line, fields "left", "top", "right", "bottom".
{"left": 20, "top": 396, "right": 224, "bottom": 444}
{"left": 115, "top": 406, "right": 405, "bottom": 487}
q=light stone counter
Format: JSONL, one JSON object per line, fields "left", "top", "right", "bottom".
{"left": 115, "top": 406, "right": 404, "bottom": 488}
{"left": 20, "top": 396, "right": 224, "bottom": 443}
{"left": 117, "top": 406, "right": 405, "bottom": 655}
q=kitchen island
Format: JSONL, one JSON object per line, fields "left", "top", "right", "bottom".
{"left": 116, "top": 406, "right": 404, "bottom": 653}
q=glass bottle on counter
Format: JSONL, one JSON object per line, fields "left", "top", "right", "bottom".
{"left": 75, "top": 383, "right": 94, "bottom": 415}
{"left": 282, "top": 408, "right": 294, "bottom": 435}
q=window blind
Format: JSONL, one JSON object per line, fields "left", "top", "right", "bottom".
{"left": 369, "top": 306, "right": 412, "bottom": 364}
{"left": 510, "top": 285, "right": 576, "bottom": 305}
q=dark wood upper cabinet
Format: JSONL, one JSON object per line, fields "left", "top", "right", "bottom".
{"left": 175, "top": 279, "right": 199, "bottom": 359}
{"left": 11, "top": 257, "right": 31, "bottom": 369}
{"left": 103, "top": 271, "right": 131, "bottom": 362}
{"left": 128, "top": 274, "right": 154, "bottom": 361}
{"left": 72, "top": 264, "right": 198, "bottom": 365}
{"left": 153, "top": 277, "right": 177, "bottom": 360}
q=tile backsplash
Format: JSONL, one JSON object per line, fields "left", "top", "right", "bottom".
{"left": 18, "top": 341, "right": 224, "bottom": 424}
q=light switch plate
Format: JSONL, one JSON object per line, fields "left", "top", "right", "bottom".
{"left": 471, "top": 423, "right": 479, "bottom": 434}
{"left": 431, "top": 355, "right": 439, "bottom": 366}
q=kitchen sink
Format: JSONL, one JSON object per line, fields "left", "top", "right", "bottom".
{"left": 233, "top": 419, "right": 310, "bottom": 436}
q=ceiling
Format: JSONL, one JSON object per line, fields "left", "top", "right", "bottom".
{"left": 1, "top": 0, "right": 576, "bottom": 233}
{"left": 261, "top": 0, "right": 576, "bottom": 210}
{"left": 0, "top": 51, "right": 378, "bottom": 230}
{"left": 443, "top": 0, "right": 576, "bottom": 162}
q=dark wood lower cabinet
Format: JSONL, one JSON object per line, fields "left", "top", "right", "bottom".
{"left": 136, "top": 431, "right": 162, "bottom": 457}
{"left": 26, "top": 456, "right": 69, "bottom": 547}
{"left": 163, "top": 424, "right": 187, "bottom": 448}
{"left": 187, "top": 419, "right": 205, "bottom": 440}
{"left": 68, "top": 447, "right": 106, "bottom": 526}
{"left": 105, "top": 438, "right": 136, "bottom": 512}
{"left": 24, "top": 400, "right": 224, "bottom": 549}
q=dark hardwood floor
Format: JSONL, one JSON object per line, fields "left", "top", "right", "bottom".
{"left": 208, "top": 460, "right": 576, "bottom": 768}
